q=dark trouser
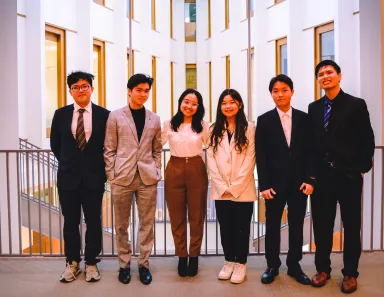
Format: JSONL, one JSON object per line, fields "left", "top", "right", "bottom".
{"left": 58, "top": 183, "right": 104, "bottom": 265}
{"left": 165, "top": 156, "right": 208, "bottom": 257}
{"left": 311, "top": 165, "right": 363, "bottom": 278}
{"left": 265, "top": 190, "right": 307, "bottom": 272}
{"left": 215, "top": 200, "right": 254, "bottom": 264}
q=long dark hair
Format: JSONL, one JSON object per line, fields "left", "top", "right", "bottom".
{"left": 170, "top": 89, "right": 205, "bottom": 133}
{"left": 209, "top": 89, "right": 248, "bottom": 154}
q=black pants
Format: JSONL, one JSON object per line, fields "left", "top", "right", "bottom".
{"left": 215, "top": 200, "right": 254, "bottom": 264}
{"left": 58, "top": 183, "right": 104, "bottom": 265}
{"left": 265, "top": 190, "right": 307, "bottom": 272}
{"left": 311, "top": 166, "right": 363, "bottom": 278}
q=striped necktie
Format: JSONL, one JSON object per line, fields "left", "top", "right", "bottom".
{"left": 76, "top": 109, "right": 87, "bottom": 151}
{"left": 324, "top": 100, "right": 332, "bottom": 131}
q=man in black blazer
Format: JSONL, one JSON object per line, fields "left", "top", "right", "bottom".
{"left": 256, "top": 74, "right": 315, "bottom": 285}
{"left": 308, "top": 60, "right": 374, "bottom": 294}
{"left": 50, "top": 71, "right": 110, "bottom": 283}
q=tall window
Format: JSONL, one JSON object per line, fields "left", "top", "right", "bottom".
{"left": 208, "top": 0, "right": 211, "bottom": 38}
{"left": 185, "top": 0, "right": 196, "bottom": 42}
{"left": 126, "top": 0, "right": 130, "bottom": 18}
{"left": 151, "top": 0, "right": 156, "bottom": 30}
{"left": 45, "top": 25, "right": 66, "bottom": 138}
{"left": 276, "top": 37, "right": 288, "bottom": 75}
{"left": 250, "top": 0, "right": 255, "bottom": 18}
{"left": 152, "top": 57, "right": 157, "bottom": 112}
{"left": 225, "top": 0, "right": 230, "bottom": 29}
{"left": 315, "top": 22, "right": 334, "bottom": 98}
{"left": 93, "top": 39, "right": 106, "bottom": 107}
{"left": 226, "top": 56, "right": 230, "bottom": 88}
{"left": 170, "top": 0, "right": 173, "bottom": 38}
{"left": 127, "top": 49, "right": 134, "bottom": 82}
{"left": 93, "top": 0, "right": 105, "bottom": 5}
{"left": 209, "top": 62, "right": 212, "bottom": 122}
{"left": 186, "top": 64, "right": 197, "bottom": 89}
{"left": 170, "top": 62, "right": 174, "bottom": 116}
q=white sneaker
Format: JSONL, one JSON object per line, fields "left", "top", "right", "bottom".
{"left": 218, "top": 261, "right": 235, "bottom": 280}
{"left": 60, "top": 261, "right": 81, "bottom": 283}
{"left": 85, "top": 264, "right": 101, "bottom": 282}
{"left": 230, "top": 263, "right": 246, "bottom": 284}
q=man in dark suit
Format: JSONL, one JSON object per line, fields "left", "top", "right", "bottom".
{"left": 256, "top": 74, "right": 315, "bottom": 285}
{"left": 308, "top": 60, "right": 374, "bottom": 294}
{"left": 50, "top": 71, "right": 110, "bottom": 283}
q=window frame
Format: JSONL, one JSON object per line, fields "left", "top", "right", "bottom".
{"left": 186, "top": 63, "right": 197, "bottom": 90}
{"left": 93, "top": 39, "right": 106, "bottom": 108}
{"left": 93, "top": 0, "right": 105, "bottom": 6}
{"left": 226, "top": 56, "right": 230, "bottom": 89}
{"left": 152, "top": 56, "right": 157, "bottom": 112}
{"left": 185, "top": 0, "right": 196, "bottom": 42}
{"left": 276, "top": 37, "right": 287, "bottom": 75}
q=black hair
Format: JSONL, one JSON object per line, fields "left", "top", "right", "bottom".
{"left": 170, "top": 89, "right": 205, "bottom": 133}
{"left": 67, "top": 71, "right": 94, "bottom": 88}
{"left": 268, "top": 74, "right": 294, "bottom": 93}
{"left": 209, "top": 89, "right": 249, "bottom": 154}
{"left": 315, "top": 60, "right": 341, "bottom": 78}
{"left": 127, "top": 73, "right": 154, "bottom": 90}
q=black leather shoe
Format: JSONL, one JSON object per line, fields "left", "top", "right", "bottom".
{"left": 261, "top": 268, "right": 279, "bottom": 284}
{"left": 139, "top": 266, "right": 152, "bottom": 285}
{"left": 187, "top": 257, "right": 198, "bottom": 277}
{"left": 118, "top": 267, "right": 131, "bottom": 284}
{"left": 178, "top": 257, "right": 188, "bottom": 277}
{"left": 287, "top": 270, "right": 311, "bottom": 285}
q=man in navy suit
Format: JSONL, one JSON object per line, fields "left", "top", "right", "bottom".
{"left": 256, "top": 74, "right": 315, "bottom": 285}
{"left": 50, "top": 71, "right": 110, "bottom": 283}
{"left": 308, "top": 60, "right": 374, "bottom": 294}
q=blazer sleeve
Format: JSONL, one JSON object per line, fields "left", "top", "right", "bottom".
{"left": 104, "top": 112, "right": 118, "bottom": 181}
{"left": 152, "top": 117, "right": 162, "bottom": 169}
{"left": 161, "top": 120, "right": 170, "bottom": 146}
{"left": 227, "top": 124, "right": 256, "bottom": 198}
{"left": 50, "top": 110, "right": 61, "bottom": 162}
{"left": 255, "top": 116, "right": 271, "bottom": 192}
{"left": 358, "top": 99, "right": 375, "bottom": 173}
{"left": 206, "top": 130, "right": 229, "bottom": 198}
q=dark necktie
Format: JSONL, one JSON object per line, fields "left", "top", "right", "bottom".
{"left": 324, "top": 100, "right": 332, "bottom": 131}
{"left": 76, "top": 109, "right": 87, "bottom": 151}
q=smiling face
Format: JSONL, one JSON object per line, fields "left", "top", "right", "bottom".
{"left": 128, "top": 83, "right": 151, "bottom": 109}
{"left": 180, "top": 93, "right": 199, "bottom": 118}
{"left": 317, "top": 65, "right": 342, "bottom": 92}
{"left": 220, "top": 95, "right": 241, "bottom": 119}
{"left": 271, "top": 81, "right": 294, "bottom": 112}
{"left": 69, "top": 79, "right": 93, "bottom": 108}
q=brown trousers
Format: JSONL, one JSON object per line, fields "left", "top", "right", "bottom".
{"left": 164, "top": 156, "right": 208, "bottom": 257}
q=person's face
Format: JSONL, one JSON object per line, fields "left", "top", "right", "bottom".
{"left": 128, "top": 83, "right": 151, "bottom": 107}
{"left": 180, "top": 93, "right": 199, "bottom": 118}
{"left": 317, "top": 65, "right": 342, "bottom": 91}
{"left": 271, "top": 81, "right": 293, "bottom": 111}
{"left": 69, "top": 79, "right": 93, "bottom": 107}
{"left": 221, "top": 95, "right": 241, "bottom": 118}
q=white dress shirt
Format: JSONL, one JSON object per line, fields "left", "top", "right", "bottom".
{"left": 161, "top": 120, "right": 210, "bottom": 157}
{"left": 71, "top": 102, "right": 92, "bottom": 142}
{"left": 276, "top": 107, "right": 292, "bottom": 147}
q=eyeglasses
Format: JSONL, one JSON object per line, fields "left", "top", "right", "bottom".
{"left": 71, "top": 85, "right": 90, "bottom": 92}
{"left": 182, "top": 99, "right": 199, "bottom": 107}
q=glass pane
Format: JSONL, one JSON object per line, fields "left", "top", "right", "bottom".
{"left": 185, "top": 3, "right": 196, "bottom": 41}
{"left": 45, "top": 38, "right": 58, "bottom": 136}
{"left": 93, "top": 48, "right": 99, "bottom": 105}
{"left": 280, "top": 44, "right": 288, "bottom": 75}
{"left": 186, "top": 67, "right": 197, "bottom": 89}
{"left": 320, "top": 30, "right": 334, "bottom": 61}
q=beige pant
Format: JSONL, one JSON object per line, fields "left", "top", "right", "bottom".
{"left": 112, "top": 171, "right": 157, "bottom": 268}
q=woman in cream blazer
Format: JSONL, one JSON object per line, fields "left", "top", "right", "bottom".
{"left": 207, "top": 89, "right": 256, "bottom": 284}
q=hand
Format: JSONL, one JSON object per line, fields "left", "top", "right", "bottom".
{"left": 223, "top": 190, "right": 231, "bottom": 196}
{"left": 109, "top": 179, "right": 115, "bottom": 185}
{"left": 300, "top": 183, "right": 314, "bottom": 195}
{"left": 261, "top": 188, "right": 276, "bottom": 200}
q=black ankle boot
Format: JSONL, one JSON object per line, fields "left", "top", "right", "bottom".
{"left": 187, "top": 257, "right": 198, "bottom": 277}
{"left": 178, "top": 257, "right": 188, "bottom": 277}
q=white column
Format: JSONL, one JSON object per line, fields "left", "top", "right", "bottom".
{"left": 77, "top": 0, "right": 92, "bottom": 73}
{"left": 0, "top": 0, "right": 21, "bottom": 254}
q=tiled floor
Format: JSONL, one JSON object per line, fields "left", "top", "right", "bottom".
{"left": 1, "top": 252, "right": 383, "bottom": 297}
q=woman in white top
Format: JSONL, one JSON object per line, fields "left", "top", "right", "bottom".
{"left": 162, "top": 89, "right": 209, "bottom": 277}
{"left": 207, "top": 89, "right": 256, "bottom": 284}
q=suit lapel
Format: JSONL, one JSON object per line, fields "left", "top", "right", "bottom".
{"left": 273, "top": 108, "right": 289, "bottom": 149}
{"left": 86, "top": 103, "right": 97, "bottom": 147}
{"left": 122, "top": 106, "right": 139, "bottom": 144}
{"left": 222, "top": 130, "right": 231, "bottom": 155}
{"left": 290, "top": 108, "right": 299, "bottom": 147}
{"left": 139, "top": 109, "right": 151, "bottom": 146}
{"left": 66, "top": 104, "right": 78, "bottom": 148}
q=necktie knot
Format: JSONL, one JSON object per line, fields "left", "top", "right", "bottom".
{"left": 78, "top": 108, "right": 85, "bottom": 114}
